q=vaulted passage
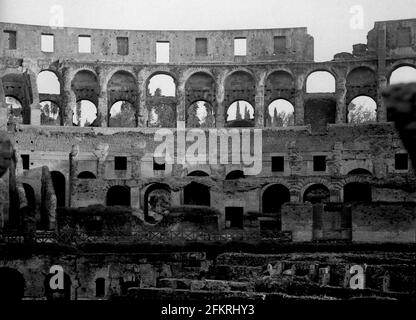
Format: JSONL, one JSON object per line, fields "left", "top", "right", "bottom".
{"left": 186, "top": 100, "right": 216, "bottom": 128}
{"left": 23, "top": 183, "right": 36, "bottom": 209}
{"left": 262, "top": 184, "right": 290, "bottom": 214}
{"left": 226, "top": 100, "right": 255, "bottom": 127}
{"left": 225, "top": 170, "right": 245, "bottom": 180}
{"left": 347, "top": 96, "right": 377, "bottom": 124}
{"left": 51, "top": 171, "right": 65, "bottom": 207}
{"left": 303, "top": 184, "right": 330, "bottom": 204}
{"left": 344, "top": 182, "right": 372, "bottom": 202}
{"left": 106, "top": 185, "right": 131, "bottom": 207}
{"left": 144, "top": 183, "right": 171, "bottom": 220}
{"left": 0, "top": 267, "right": 25, "bottom": 300}
{"left": 146, "top": 74, "right": 176, "bottom": 127}
{"left": 266, "top": 99, "right": 294, "bottom": 127}
{"left": 2, "top": 73, "right": 32, "bottom": 124}
{"left": 184, "top": 182, "right": 210, "bottom": 206}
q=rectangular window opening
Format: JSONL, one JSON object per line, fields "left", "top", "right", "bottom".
{"left": 225, "top": 207, "right": 244, "bottom": 229}
{"left": 234, "top": 38, "right": 247, "bottom": 56}
{"left": 117, "top": 37, "right": 129, "bottom": 55}
{"left": 21, "top": 154, "right": 30, "bottom": 170}
{"left": 271, "top": 156, "right": 284, "bottom": 172}
{"left": 274, "top": 36, "right": 286, "bottom": 54}
{"left": 114, "top": 156, "right": 127, "bottom": 171}
{"left": 195, "top": 38, "right": 208, "bottom": 56}
{"left": 4, "top": 30, "right": 16, "bottom": 49}
{"left": 156, "top": 41, "right": 170, "bottom": 63}
{"left": 78, "top": 35, "right": 91, "bottom": 53}
{"left": 313, "top": 155, "right": 326, "bottom": 172}
{"left": 41, "top": 34, "right": 54, "bottom": 52}
{"left": 395, "top": 153, "right": 408, "bottom": 170}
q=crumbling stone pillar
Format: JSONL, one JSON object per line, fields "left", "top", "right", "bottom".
{"left": 336, "top": 78, "right": 347, "bottom": 123}
{"left": 255, "top": 84, "right": 265, "bottom": 127}
{"left": 377, "top": 75, "right": 388, "bottom": 122}
{"left": 215, "top": 80, "right": 225, "bottom": 127}
{"left": 62, "top": 68, "right": 76, "bottom": 126}
{"left": 176, "top": 79, "right": 186, "bottom": 124}
{"left": 28, "top": 72, "right": 41, "bottom": 125}
{"left": 137, "top": 77, "right": 147, "bottom": 127}
{"left": 294, "top": 76, "right": 304, "bottom": 125}
{"left": 0, "top": 78, "right": 7, "bottom": 130}
{"left": 97, "top": 69, "right": 109, "bottom": 127}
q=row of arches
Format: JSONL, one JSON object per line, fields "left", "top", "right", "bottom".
{"left": 4, "top": 65, "right": 415, "bottom": 127}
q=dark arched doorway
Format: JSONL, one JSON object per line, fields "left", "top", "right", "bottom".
{"left": 303, "top": 184, "right": 330, "bottom": 204}
{"left": 184, "top": 182, "right": 210, "bottom": 206}
{"left": 262, "top": 184, "right": 290, "bottom": 231}
{"left": 51, "top": 171, "right": 65, "bottom": 207}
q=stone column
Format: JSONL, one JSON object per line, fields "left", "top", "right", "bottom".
{"left": 97, "top": 69, "right": 108, "bottom": 127}
{"left": 0, "top": 78, "right": 7, "bottom": 130}
{"left": 255, "top": 84, "right": 265, "bottom": 127}
{"left": 294, "top": 76, "right": 305, "bottom": 126}
{"left": 215, "top": 79, "right": 225, "bottom": 127}
{"left": 137, "top": 75, "right": 147, "bottom": 127}
{"left": 335, "top": 78, "right": 347, "bottom": 124}
{"left": 28, "top": 72, "right": 41, "bottom": 125}
{"left": 176, "top": 79, "right": 186, "bottom": 124}
{"left": 62, "top": 68, "right": 76, "bottom": 126}
{"left": 377, "top": 75, "right": 388, "bottom": 122}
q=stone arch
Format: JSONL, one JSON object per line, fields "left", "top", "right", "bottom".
{"left": 225, "top": 170, "right": 245, "bottom": 180}
{"left": 2, "top": 73, "right": 32, "bottom": 124}
{"left": 5, "top": 95, "right": 24, "bottom": 125}
{"left": 224, "top": 70, "right": 256, "bottom": 120}
{"left": 37, "top": 70, "right": 61, "bottom": 95}
{"left": 187, "top": 170, "right": 209, "bottom": 177}
{"left": 303, "top": 183, "right": 330, "bottom": 204}
{"left": 77, "top": 171, "right": 96, "bottom": 179}
{"left": 106, "top": 185, "right": 131, "bottom": 207}
{"left": 305, "top": 70, "right": 336, "bottom": 93}
{"left": 262, "top": 183, "right": 290, "bottom": 213}
{"left": 185, "top": 71, "right": 216, "bottom": 105}
{"left": 0, "top": 267, "right": 25, "bottom": 300}
{"left": 50, "top": 171, "right": 66, "bottom": 207}
{"left": 108, "top": 100, "right": 136, "bottom": 127}
{"left": 143, "top": 183, "right": 171, "bottom": 220}
{"left": 73, "top": 99, "right": 98, "bottom": 127}
{"left": 186, "top": 100, "right": 216, "bottom": 128}
{"left": 107, "top": 70, "right": 138, "bottom": 106}
{"left": 389, "top": 65, "right": 416, "bottom": 85}
{"left": 346, "top": 66, "right": 377, "bottom": 104}
{"left": 347, "top": 168, "right": 372, "bottom": 175}
{"left": 184, "top": 182, "right": 210, "bottom": 206}
{"left": 264, "top": 70, "right": 295, "bottom": 106}
{"left": 347, "top": 95, "right": 377, "bottom": 124}
{"left": 40, "top": 100, "right": 61, "bottom": 125}
{"left": 71, "top": 69, "right": 100, "bottom": 105}
{"left": 225, "top": 100, "right": 255, "bottom": 127}
{"left": 265, "top": 98, "right": 295, "bottom": 127}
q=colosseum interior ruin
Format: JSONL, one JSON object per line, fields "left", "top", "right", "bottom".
{"left": 0, "top": 18, "right": 415, "bottom": 301}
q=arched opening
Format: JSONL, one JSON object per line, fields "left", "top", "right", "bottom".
{"left": 51, "top": 171, "right": 65, "bottom": 207}
{"left": 73, "top": 100, "right": 97, "bottom": 127}
{"left": 146, "top": 74, "right": 176, "bottom": 128}
{"left": 265, "top": 71, "right": 295, "bottom": 104}
{"left": 22, "top": 183, "right": 35, "bottom": 209}
{"left": 266, "top": 99, "right": 294, "bottom": 127}
{"left": 37, "top": 70, "right": 60, "bottom": 94}
{"left": 2, "top": 73, "right": 32, "bottom": 124}
{"left": 344, "top": 182, "right": 371, "bottom": 202}
{"left": 262, "top": 184, "right": 290, "bottom": 231}
{"left": 347, "top": 96, "right": 377, "bottom": 124}
{"left": 224, "top": 71, "right": 255, "bottom": 125}
{"left": 389, "top": 66, "right": 416, "bottom": 85}
{"left": 184, "top": 182, "right": 210, "bottom": 206}
{"left": 147, "top": 74, "right": 176, "bottom": 97}
{"left": 225, "top": 170, "right": 245, "bottom": 180}
{"left": 346, "top": 67, "right": 377, "bottom": 103}
{"left": 0, "top": 267, "right": 25, "bottom": 300}
{"left": 306, "top": 71, "right": 336, "bottom": 93}
{"left": 44, "top": 272, "right": 71, "bottom": 300}
{"left": 303, "top": 184, "right": 330, "bottom": 204}
{"left": 185, "top": 72, "right": 216, "bottom": 108}
{"left": 5, "top": 96, "right": 23, "bottom": 124}
{"left": 226, "top": 100, "right": 254, "bottom": 127}
{"left": 40, "top": 101, "right": 61, "bottom": 125}
{"left": 187, "top": 170, "right": 209, "bottom": 177}
{"left": 144, "top": 183, "right": 171, "bottom": 221}
{"left": 109, "top": 101, "right": 136, "bottom": 127}
{"left": 347, "top": 168, "right": 372, "bottom": 175}
{"left": 95, "top": 278, "right": 105, "bottom": 298}
{"left": 77, "top": 171, "right": 96, "bottom": 179}
{"left": 71, "top": 70, "right": 99, "bottom": 105}
{"left": 186, "top": 100, "right": 216, "bottom": 128}
{"left": 106, "top": 185, "right": 131, "bottom": 207}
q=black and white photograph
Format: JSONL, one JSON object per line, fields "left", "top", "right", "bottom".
{"left": 0, "top": 0, "right": 415, "bottom": 316}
